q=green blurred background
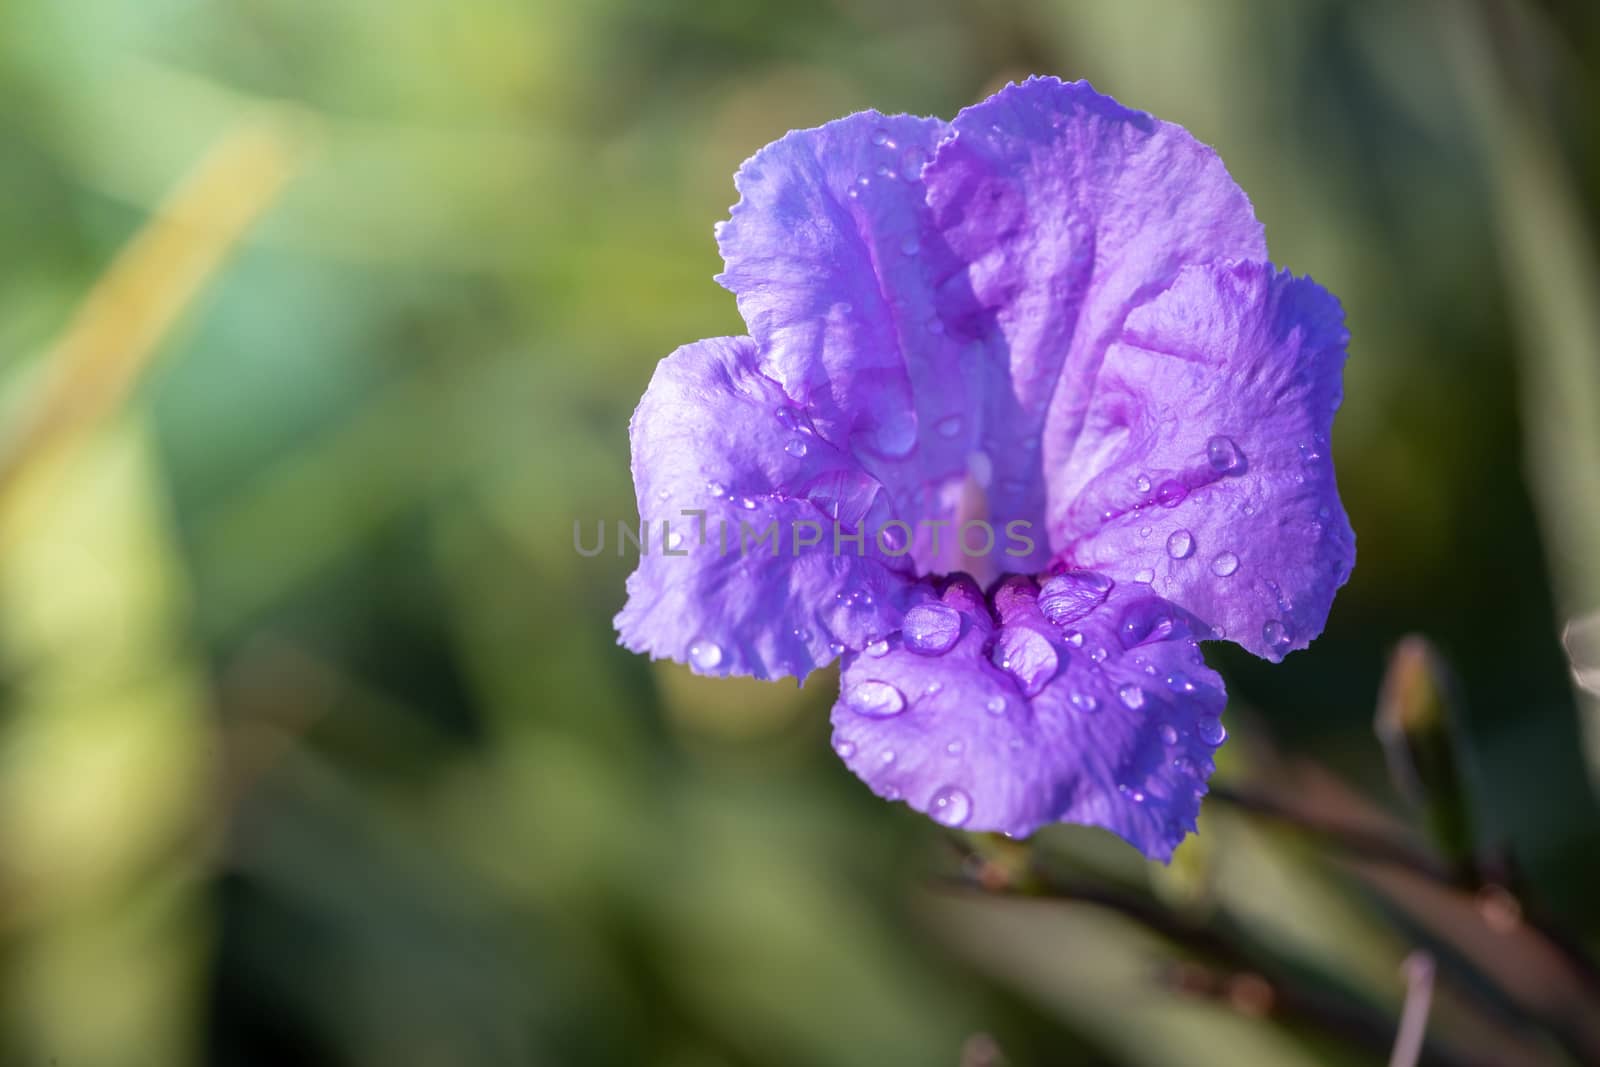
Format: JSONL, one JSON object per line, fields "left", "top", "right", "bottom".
{"left": 2, "top": 1, "right": 1600, "bottom": 1064}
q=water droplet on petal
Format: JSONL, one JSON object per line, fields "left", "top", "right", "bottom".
{"left": 985, "top": 695, "right": 1007, "bottom": 716}
{"left": 845, "top": 680, "right": 906, "bottom": 717}
{"left": 903, "top": 603, "right": 962, "bottom": 656}
{"left": 1159, "top": 724, "right": 1179, "bottom": 746}
{"left": 990, "top": 627, "right": 1060, "bottom": 697}
{"left": 1134, "top": 568, "right": 1155, "bottom": 584}
{"left": 834, "top": 738, "right": 856, "bottom": 758}
{"left": 1135, "top": 473, "right": 1152, "bottom": 493}
{"left": 1038, "top": 570, "right": 1115, "bottom": 625}
{"left": 865, "top": 638, "right": 890, "bottom": 657}
{"left": 1090, "top": 646, "right": 1108, "bottom": 663}
{"left": 1206, "top": 435, "right": 1244, "bottom": 474}
{"left": 1211, "top": 551, "right": 1240, "bottom": 577}
{"left": 827, "top": 641, "right": 846, "bottom": 657}
{"left": 785, "top": 438, "right": 808, "bottom": 458}
{"left": 1069, "top": 690, "right": 1099, "bottom": 712}
{"left": 871, "top": 129, "right": 890, "bottom": 146}
{"left": 945, "top": 739, "right": 964, "bottom": 756}
{"left": 1119, "top": 600, "right": 1176, "bottom": 649}
{"left": 1262, "top": 619, "right": 1293, "bottom": 654}
{"left": 936, "top": 415, "right": 963, "bottom": 438}
{"left": 875, "top": 163, "right": 895, "bottom": 179}
{"left": 968, "top": 451, "right": 993, "bottom": 488}
{"left": 1165, "top": 673, "right": 1197, "bottom": 694}
{"left": 929, "top": 785, "right": 972, "bottom": 827}
{"left": 1139, "top": 526, "right": 1152, "bottom": 538}
{"left": 689, "top": 640, "right": 724, "bottom": 670}
{"left": 866, "top": 410, "right": 919, "bottom": 458}
{"left": 705, "top": 480, "right": 726, "bottom": 497}
{"left": 1155, "top": 479, "right": 1188, "bottom": 507}
{"left": 667, "top": 531, "right": 685, "bottom": 550}
{"left": 1064, "top": 630, "right": 1084, "bottom": 647}
{"left": 739, "top": 496, "right": 758, "bottom": 510}
{"left": 1166, "top": 529, "right": 1194, "bottom": 559}
{"left": 880, "top": 749, "right": 896, "bottom": 764}
{"left": 1119, "top": 684, "right": 1145, "bottom": 709}
{"left": 1198, "top": 718, "right": 1227, "bottom": 745}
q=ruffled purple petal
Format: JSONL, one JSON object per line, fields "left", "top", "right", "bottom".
{"left": 922, "top": 77, "right": 1267, "bottom": 571}
{"left": 830, "top": 573, "right": 1226, "bottom": 860}
{"left": 615, "top": 336, "right": 925, "bottom": 680}
{"left": 715, "top": 110, "right": 993, "bottom": 575}
{"left": 1053, "top": 263, "right": 1355, "bottom": 660}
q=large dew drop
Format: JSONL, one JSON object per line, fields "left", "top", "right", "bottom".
{"left": 1206, "top": 435, "right": 1244, "bottom": 474}
{"left": 929, "top": 785, "right": 973, "bottom": 827}
{"left": 845, "top": 680, "right": 907, "bottom": 718}
{"left": 865, "top": 410, "right": 919, "bottom": 458}
{"left": 1155, "top": 480, "right": 1188, "bottom": 508}
{"left": 903, "top": 602, "right": 962, "bottom": 656}
{"left": 1118, "top": 600, "right": 1177, "bottom": 649}
{"left": 968, "top": 450, "right": 994, "bottom": 488}
{"left": 1262, "top": 619, "right": 1294, "bottom": 655}
{"left": 689, "top": 640, "right": 724, "bottom": 671}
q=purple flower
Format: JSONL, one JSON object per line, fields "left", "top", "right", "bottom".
{"left": 615, "top": 77, "right": 1353, "bottom": 860}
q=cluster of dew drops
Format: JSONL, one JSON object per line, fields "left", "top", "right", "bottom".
{"left": 826, "top": 567, "right": 1235, "bottom": 828}
{"left": 814, "top": 424, "right": 1340, "bottom": 827}
{"left": 686, "top": 430, "right": 1307, "bottom": 752}
{"left": 1121, "top": 434, "right": 1303, "bottom": 655}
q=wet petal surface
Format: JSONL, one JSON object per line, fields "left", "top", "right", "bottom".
{"left": 830, "top": 573, "right": 1226, "bottom": 859}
